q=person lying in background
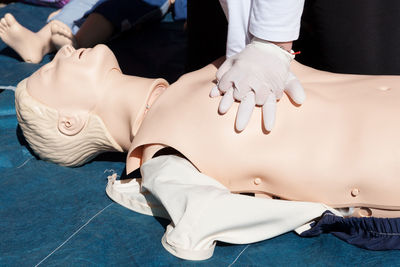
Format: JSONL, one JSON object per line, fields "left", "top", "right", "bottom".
{"left": 0, "top": 0, "right": 178, "bottom": 63}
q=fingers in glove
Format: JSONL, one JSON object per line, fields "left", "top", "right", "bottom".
{"left": 235, "top": 91, "right": 256, "bottom": 132}
{"left": 262, "top": 93, "right": 277, "bottom": 132}
{"left": 218, "top": 87, "right": 234, "bottom": 114}
{"left": 284, "top": 72, "right": 306, "bottom": 105}
{"left": 218, "top": 69, "right": 237, "bottom": 94}
{"left": 274, "top": 86, "right": 284, "bottom": 100}
{"left": 210, "top": 85, "right": 222, "bottom": 98}
{"left": 233, "top": 75, "right": 252, "bottom": 101}
{"left": 247, "top": 79, "right": 269, "bottom": 106}
{"left": 216, "top": 57, "right": 234, "bottom": 81}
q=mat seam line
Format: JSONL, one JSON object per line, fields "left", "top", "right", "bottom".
{"left": 227, "top": 244, "right": 250, "bottom": 267}
{"left": 35, "top": 202, "right": 114, "bottom": 266}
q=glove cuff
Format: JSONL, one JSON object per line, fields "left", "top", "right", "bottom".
{"left": 251, "top": 37, "right": 295, "bottom": 62}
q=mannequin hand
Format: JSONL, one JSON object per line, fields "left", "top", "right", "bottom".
{"left": 210, "top": 70, "right": 305, "bottom": 132}
{"left": 210, "top": 38, "right": 305, "bottom": 131}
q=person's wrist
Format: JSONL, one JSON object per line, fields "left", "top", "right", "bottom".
{"left": 250, "top": 37, "right": 294, "bottom": 61}
{"left": 270, "top": 41, "right": 292, "bottom": 53}
{"left": 251, "top": 37, "right": 292, "bottom": 52}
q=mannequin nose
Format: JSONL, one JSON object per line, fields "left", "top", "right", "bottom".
{"left": 59, "top": 44, "right": 75, "bottom": 56}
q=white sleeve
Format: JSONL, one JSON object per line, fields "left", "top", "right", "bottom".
{"left": 141, "top": 155, "right": 336, "bottom": 261}
{"left": 219, "top": 0, "right": 252, "bottom": 57}
{"left": 249, "top": 0, "right": 305, "bottom": 42}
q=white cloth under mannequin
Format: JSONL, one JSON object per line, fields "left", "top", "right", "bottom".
{"left": 218, "top": 0, "right": 305, "bottom": 57}
{"left": 106, "top": 155, "right": 340, "bottom": 261}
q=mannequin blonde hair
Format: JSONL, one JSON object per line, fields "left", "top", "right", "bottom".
{"left": 14, "top": 79, "right": 123, "bottom": 167}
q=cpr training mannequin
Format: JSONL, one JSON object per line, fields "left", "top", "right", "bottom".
{"left": 15, "top": 44, "right": 400, "bottom": 260}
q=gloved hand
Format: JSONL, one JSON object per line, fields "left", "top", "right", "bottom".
{"left": 210, "top": 38, "right": 306, "bottom": 131}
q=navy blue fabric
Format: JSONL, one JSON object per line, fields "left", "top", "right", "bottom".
{"left": 172, "top": 0, "right": 187, "bottom": 20}
{"left": 2, "top": 3, "right": 400, "bottom": 266}
{"left": 92, "top": 0, "right": 169, "bottom": 34}
{"left": 301, "top": 211, "right": 400, "bottom": 251}
{"left": 106, "top": 13, "right": 187, "bottom": 84}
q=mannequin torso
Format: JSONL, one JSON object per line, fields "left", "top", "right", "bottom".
{"left": 128, "top": 60, "right": 400, "bottom": 217}
{"left": 15, "top": 45, "right": 400, "bottom": 217}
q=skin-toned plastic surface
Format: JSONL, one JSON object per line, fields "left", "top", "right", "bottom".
{"left": 128, "top": 60, "right": 400, "bottom": 217}
{"left": 25, "top": 44, "right": 168, "bottom": 152}
{"left": 17, "top": 45, "right": 400, "bottom": 217}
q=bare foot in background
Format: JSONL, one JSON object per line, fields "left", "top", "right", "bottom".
{"left": 50, "top": 20, "right": 77, "bottom": 49}
{"left": 0, "top": 13, "right": 54, "bottom": 63}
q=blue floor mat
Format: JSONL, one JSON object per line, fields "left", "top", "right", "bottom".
{"left": 1, "top": 3, "right": 400, "bottom": 267}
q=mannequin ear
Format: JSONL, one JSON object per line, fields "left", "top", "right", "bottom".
{"left": 58, "top": 112, "right": 88, "bottom": 136}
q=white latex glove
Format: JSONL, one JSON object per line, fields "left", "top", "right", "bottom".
{"left": 210, "top": 38, "right": 306, "bottom": 131}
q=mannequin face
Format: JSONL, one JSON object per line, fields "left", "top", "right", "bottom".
{"left": 26, "top": 44, "right": 121, "bottom": 112}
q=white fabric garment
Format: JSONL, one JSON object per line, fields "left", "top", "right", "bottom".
{"left": 107, "top": 155, "right": 339, "bottom": 261}
{"left": 106, "top": 175, "right": 170, "bottom": 219}
{"left": 219, "top": 0, "right": 305, "bottom": 57}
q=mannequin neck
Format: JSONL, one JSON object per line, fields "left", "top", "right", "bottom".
{"left": 95, "top": 69, "right": 168, "bottom": 151}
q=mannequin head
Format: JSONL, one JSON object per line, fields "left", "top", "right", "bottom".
{"left": 15, "top": 78, "right": 122, "bottom": 167}
{"left": 15, "top": 44, "right": 167, "bottom": 167}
